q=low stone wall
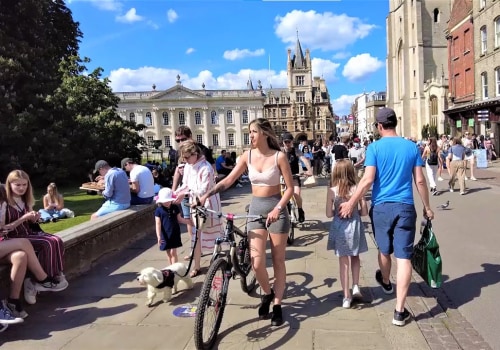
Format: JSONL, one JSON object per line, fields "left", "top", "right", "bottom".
{"left": 0, "top": 204, "right": 156, "bottom": 294}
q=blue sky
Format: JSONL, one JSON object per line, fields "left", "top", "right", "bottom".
{"left": 67, "top": 0, "right": 389, "bottom": 116}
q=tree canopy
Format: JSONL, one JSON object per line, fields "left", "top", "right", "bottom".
{"left": 0, "top": 0, "right": 145, "bottom": 185}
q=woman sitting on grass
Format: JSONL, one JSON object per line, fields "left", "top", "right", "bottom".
{"left": 38, "top": 183, "right": 74, "bottom": 223}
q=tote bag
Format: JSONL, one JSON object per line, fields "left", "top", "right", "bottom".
{"left": 412, "top": 220, "right": 442, "bottom": 288}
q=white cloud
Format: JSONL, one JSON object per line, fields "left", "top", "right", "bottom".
{"left": 332, "top": 52, "right": 351, "bottom": 60}
{"left": 88, "top": 0, "right": 122, "bottom": 12}
{"left": 186, "top": 48, "right": 195, "bottom": 54}
{"left": 311, "top": 58, "right": 340, "bottom": 82}
{"left": 275, "top": 10, "right": 376, "bottom": 52}
{"left": 167, "top": 9, "right": 178, "bottom": 23}
{"left": 116, "top": 8, "right": 144, "bottom": 23}
{"left": 147, "top": 20, "right": 159, "bottom": 30}
{"left": 108, "top": 66, "right": 288, "bottom": 92}
{"left": 331, "top": 94, "right": 362, "bottom": 116}
{"left": 223, "top": 48, "right": 265, "bottom": 61}
{"left": 342, "top": 53, "right": 384, "bottom": 82}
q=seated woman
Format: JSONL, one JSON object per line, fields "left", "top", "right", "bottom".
{"left": 38, "top": 183, "right": 73, "bottom": 223}
{"left": 1, "top": 171, "right": 68, "bottom": 305}
{"left": 0, "top": 184, "right": 67, "bottom": 319}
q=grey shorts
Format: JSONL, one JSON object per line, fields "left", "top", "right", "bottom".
{"left": 247, "top": 195, "right": 290, "bottom": 234}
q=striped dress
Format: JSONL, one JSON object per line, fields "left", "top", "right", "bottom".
{"left": 180, "top": 156, "right": 223, "bottom": 252}
{"left": 4, "top": 201, "right": 64, "bottom": 278}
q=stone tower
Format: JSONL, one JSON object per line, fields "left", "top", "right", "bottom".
{"left": 386, "top": 0, "right": 453, "bottom": 138}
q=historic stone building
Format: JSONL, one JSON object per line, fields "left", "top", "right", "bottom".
{"left": 386, "top": 0, "right": 452, "bottom": 138}
{"left": 444, "top": 0, "right": 500, "bottom": 151}
{"left": 263, "top": 37, "right": 334, "bottom": 142}
{"left": 115, "top": 75, "right": 265, "bottom": 154}
{"left": 353, "top": 91, "right": 387, "bottom": 140}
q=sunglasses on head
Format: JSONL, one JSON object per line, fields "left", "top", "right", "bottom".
{"left": 175, "top": 137, "right": 188, "bottom": 143}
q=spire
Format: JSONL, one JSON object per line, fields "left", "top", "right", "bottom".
{"left": 247, "top": 76, "right": 254, "bottom": 90}
{"left": 293, "top": 29, "right": 306, "bottom": 68}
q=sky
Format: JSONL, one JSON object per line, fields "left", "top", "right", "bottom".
{"left": 67, "top": 0, "right": 390, "bottom": 116}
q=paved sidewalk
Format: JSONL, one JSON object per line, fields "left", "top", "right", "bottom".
{"left": 0, "top": 178, "right": 488, "bottom": 349}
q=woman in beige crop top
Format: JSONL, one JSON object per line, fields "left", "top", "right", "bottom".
{"left": 198, "top": 118, "right": 294, "bottom": 327}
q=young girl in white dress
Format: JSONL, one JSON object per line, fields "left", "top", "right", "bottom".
{"left": 325, "top": 159, "right": 368, "bottom": 308}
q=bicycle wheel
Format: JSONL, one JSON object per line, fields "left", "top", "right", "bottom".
{"left": 194, "top": 258, "right": 228, "bottom": 350}
{"left": 239, "top": 238, "right": 256, "bottom": 293}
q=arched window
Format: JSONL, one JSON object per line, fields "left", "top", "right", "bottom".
{"left": 162, "top": 112, "right": 169, "bottom": 126}
{"left": 226, "top": 110, "right": 233, "bottom": 124}
{"left": 145, "top": 112, "right": 152, "bottom": 126}
{"left": 178, "top": 111, "right": 185, "bottom": 125}
{"left": 429, "top": 96, "right": 438, "bottom": 127}
{"left": 480, "top": 26, "right": 487, "bottom": 54}
{"left": 194, "top": 111, "right": 202, "bottom": 125}
{"left": 129, "top": 112, "right": 135, "bottom": 123}
{"left": 211, "top": 110, "right": 218, "bottom": 125}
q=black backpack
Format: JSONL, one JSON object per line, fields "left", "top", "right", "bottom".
{"left": 428, "top": 150, "right": 439, "bottom": 166}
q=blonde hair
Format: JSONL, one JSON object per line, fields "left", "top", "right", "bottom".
{"left": 249, "top": 118, "right": 281, "bottom": 151}
{"left": 330, "top": 159, "right": 357, "bottom": 199}
{"left": 178, "top": 139, "right": 202, "bottom": 160}
{"left": 47, "top": 182, "right": 60, "bottom": 204}
{"left": 5, "top": 170, "right": 35, "bottom": 208}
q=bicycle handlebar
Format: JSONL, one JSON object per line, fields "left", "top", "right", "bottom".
{"left": 193, "top": 206, "right": 265, "bottom": 222}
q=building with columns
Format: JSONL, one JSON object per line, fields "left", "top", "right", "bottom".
{"left": 263, "top": 36, "right": 334, "bottom": 142}
{"left": 115, "top": 75, "right": 265, "bottom": 155}
{"left": 386, "top": 0, "right": 452, "bottom": 138}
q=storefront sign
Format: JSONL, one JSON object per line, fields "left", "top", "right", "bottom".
{"left": 456, "top": 120, "right": 462, "bottom": 127}
{"left": 468, "top": 119, "right": 474, "bottom": 126}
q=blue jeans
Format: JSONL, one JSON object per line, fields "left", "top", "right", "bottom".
{"left": 95, "top": 200, "right": 130, "bottom": 217}
{"left": 38, "top": 209, "right": 63, "bottom": 222}
{"left": 369, "top": 202, "right": 416, "bottom": 259}
{"left": 130, "top": 194, "right": 154, "bottom": 205}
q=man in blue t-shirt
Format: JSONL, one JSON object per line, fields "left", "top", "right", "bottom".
{"left": 338, "top": 108, "right": 434, "bottom": 327}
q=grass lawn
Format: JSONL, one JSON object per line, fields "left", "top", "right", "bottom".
{"left": 33, "top": 185, "right": 104, "bottom": 234}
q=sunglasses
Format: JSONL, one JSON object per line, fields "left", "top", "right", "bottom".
{"left": 175, "top": 137, "right": 188, "bottom": 143}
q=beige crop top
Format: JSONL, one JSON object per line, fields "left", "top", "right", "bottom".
{"left": 247, "top": 150, "right": 281, "bottom": 186}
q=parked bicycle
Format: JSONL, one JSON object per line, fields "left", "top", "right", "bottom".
{"left": 192, "top": 205, "right": 265, "bottom": 350}
{"left": 280, "top": 174, "right": 304, "bottom": 245}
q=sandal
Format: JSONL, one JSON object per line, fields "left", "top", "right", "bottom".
{"left": 190, "top": 269, "right": 200, "bottom": 278}
{"left": 184, "top": 254, "right": 192, "bottom": 261}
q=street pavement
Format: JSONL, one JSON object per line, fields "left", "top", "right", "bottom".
{"left": 1, "top": 161, "right": 499, "bottom": 349}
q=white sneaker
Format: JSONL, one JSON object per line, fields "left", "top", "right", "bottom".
{"left": 352, "top": 285, "right": 363, "bottom": 300}
{"left": 437, "top": 177, "right": 444, "bottom": 181}
{"left": 470, "top": 177, "right": 477, "bottom": 181}
{"left": 342, "top": 297, "right": 352, "bottom": 309}
{"left": 23, "top": 278, "right": 37, "bottom": 305}
{"left": 66, "top": 210, "right": 75, "bottom": 218}
{"left": 464, "top": 176, "right": 469, "bottom": 181}
{"left": 35, "top": 278, "right": 68, "bottom": 292}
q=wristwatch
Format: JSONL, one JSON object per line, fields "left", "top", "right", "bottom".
{"left": 275, "top": 205, "right": 282, "bottom": 211}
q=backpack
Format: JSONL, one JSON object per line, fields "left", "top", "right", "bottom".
{"left": 428, "top": 150, "right": 438, "bottom": 166}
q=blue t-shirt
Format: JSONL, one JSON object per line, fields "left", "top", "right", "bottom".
{"left": 365, "top": 137, "right": 423, "bottom": 206}
{"left": 102, "top": 167, "right": 131, "bottom": 205}
{"left": 215, "top": 155, "right": 225, "bottom": 172}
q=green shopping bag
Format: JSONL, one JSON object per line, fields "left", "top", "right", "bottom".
{"left": 411, "top": 219, "right": 442, "bottom": 288}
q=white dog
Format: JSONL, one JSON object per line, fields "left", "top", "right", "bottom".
{"left": 137, "top": 262, "right": 194, "bottom": 306}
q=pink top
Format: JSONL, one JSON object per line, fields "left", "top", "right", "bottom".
{"left": 247, "top": 150, "right": 281, "bottom": 187}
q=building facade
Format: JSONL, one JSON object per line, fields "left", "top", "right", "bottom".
{"left": 116, "top": 75, "right": 265, "bottom": 155}
{"left": 353, "top": 91, "right": 387, "bottom": 140}
{"left": 444, "top": 0, "right": 500, "bottom": 151}
{"left": 386, "top": 0, "right": 452, "bottom": 138}
{"left": 263, "top": 37, "right": 334, "bottom": 142}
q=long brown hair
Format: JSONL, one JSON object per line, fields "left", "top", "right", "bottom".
{"left": 428, "top": 137, "right": 438, "bottom": 152}
{"left": 5, "top": 169, "right": 35, "bottom": 208}
{"left": 330, "top": 159, "right": 357, "bottom": 199}
{"left": 249, "top": 118, "right": 281, "bottom": 151}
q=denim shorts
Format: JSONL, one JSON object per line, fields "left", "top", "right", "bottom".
{"left": 95, "top": 200, "right": 130, "bottom": 217}
{"left": 181, "top": 196, "right": 191, "bottom": 219}
{"left": 369, "top": 202, "right": 416, "bottom": 259}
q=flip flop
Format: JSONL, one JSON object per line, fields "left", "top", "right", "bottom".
{"left": 190, "top": 269, "right": 200, "bottom": 278}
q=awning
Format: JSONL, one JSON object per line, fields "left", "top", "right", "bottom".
{"left": 443, "top": 97, "right": 500, "bottom": 115}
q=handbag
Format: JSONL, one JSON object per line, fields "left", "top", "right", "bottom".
{"left": 411, "top": 220, "right": 442, "bottom": 288}
{"left": 303, "top": 176, "right": 317, "bottom": 188}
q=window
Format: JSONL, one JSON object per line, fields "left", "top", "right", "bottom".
{"left": 194, "top": 111, "right": 202, "bottom": 125}
{"left": 272, "top": 109, "right": 276, "bottom": 118}
{"left": 243, "top": 133, "right": 249, "bottom": 145}
{"left": 196, "top": 135, "right": 203, "bottom": 144}
{"left": 178, "top": 111, "right": 185, "bottom": 126}
{"left": 145, "top": 112, "right": 152, "bottom": 126}
{"left": 129, "top": 112, "right": 135, "bottom": 123}
{"left": 315, "top": 94, "right": 321, "bottom": 103}
{"left": 281, "top": 96, "right": 287, "bottom": 104}
{"left": 453, "top": 36, "right": 459, "bottom": 58}
{"left": 296, "top": 92, "right": 305, "bottom": 102}
{"left": 211, "top": 111, "right": 218, "bottom": 125}
{"left": 162, "top": 112, "right": 169, "bottom": 126}
{"left": 147, "top": 136, "right": 154, "bottom": 145}
{"left": 281, "top": 109, "right": 287, "bottom": 117}
{"left": 164, "top": 135, "right": 171, "bottom": 148}
{"left": 495, "top": 17, "right": 500, "bottom": 48}
{"left": 295, "top": 76, "right": 304, "bottom": 86}
{"left": 495, "top": 67, "right": 500, "bottom": 96}
{"left": 464, "top": 29, "right": 471, "bottom": 53}
{"left": 429, "top": 96, "right": 438, "bottom": 116}
{"left": 226, "top": 110, "right": 233, "bottom": 124}
{"left": 480, "top": 0, "right": 486, "bottom": 9}
{"left": 299, "top": 105, "right": 304, "bottom": 116}
{"left": 212, "top": 134, "right": 219, "bottom": 147}
{"left": 242, "top": 110, "right": 248, "bottom": 124}
{"left": 481, "top": 26, "right": 487, "bottom": 54}
{"left": 228, "top": 133, "right": 235, "bottom": 146}
{"left": 481, "top": 72, "right": 489, "bottom": 99}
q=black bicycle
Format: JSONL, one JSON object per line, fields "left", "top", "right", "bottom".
{"left": 193, "top": 205, "right": 264, "bottom": 350}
